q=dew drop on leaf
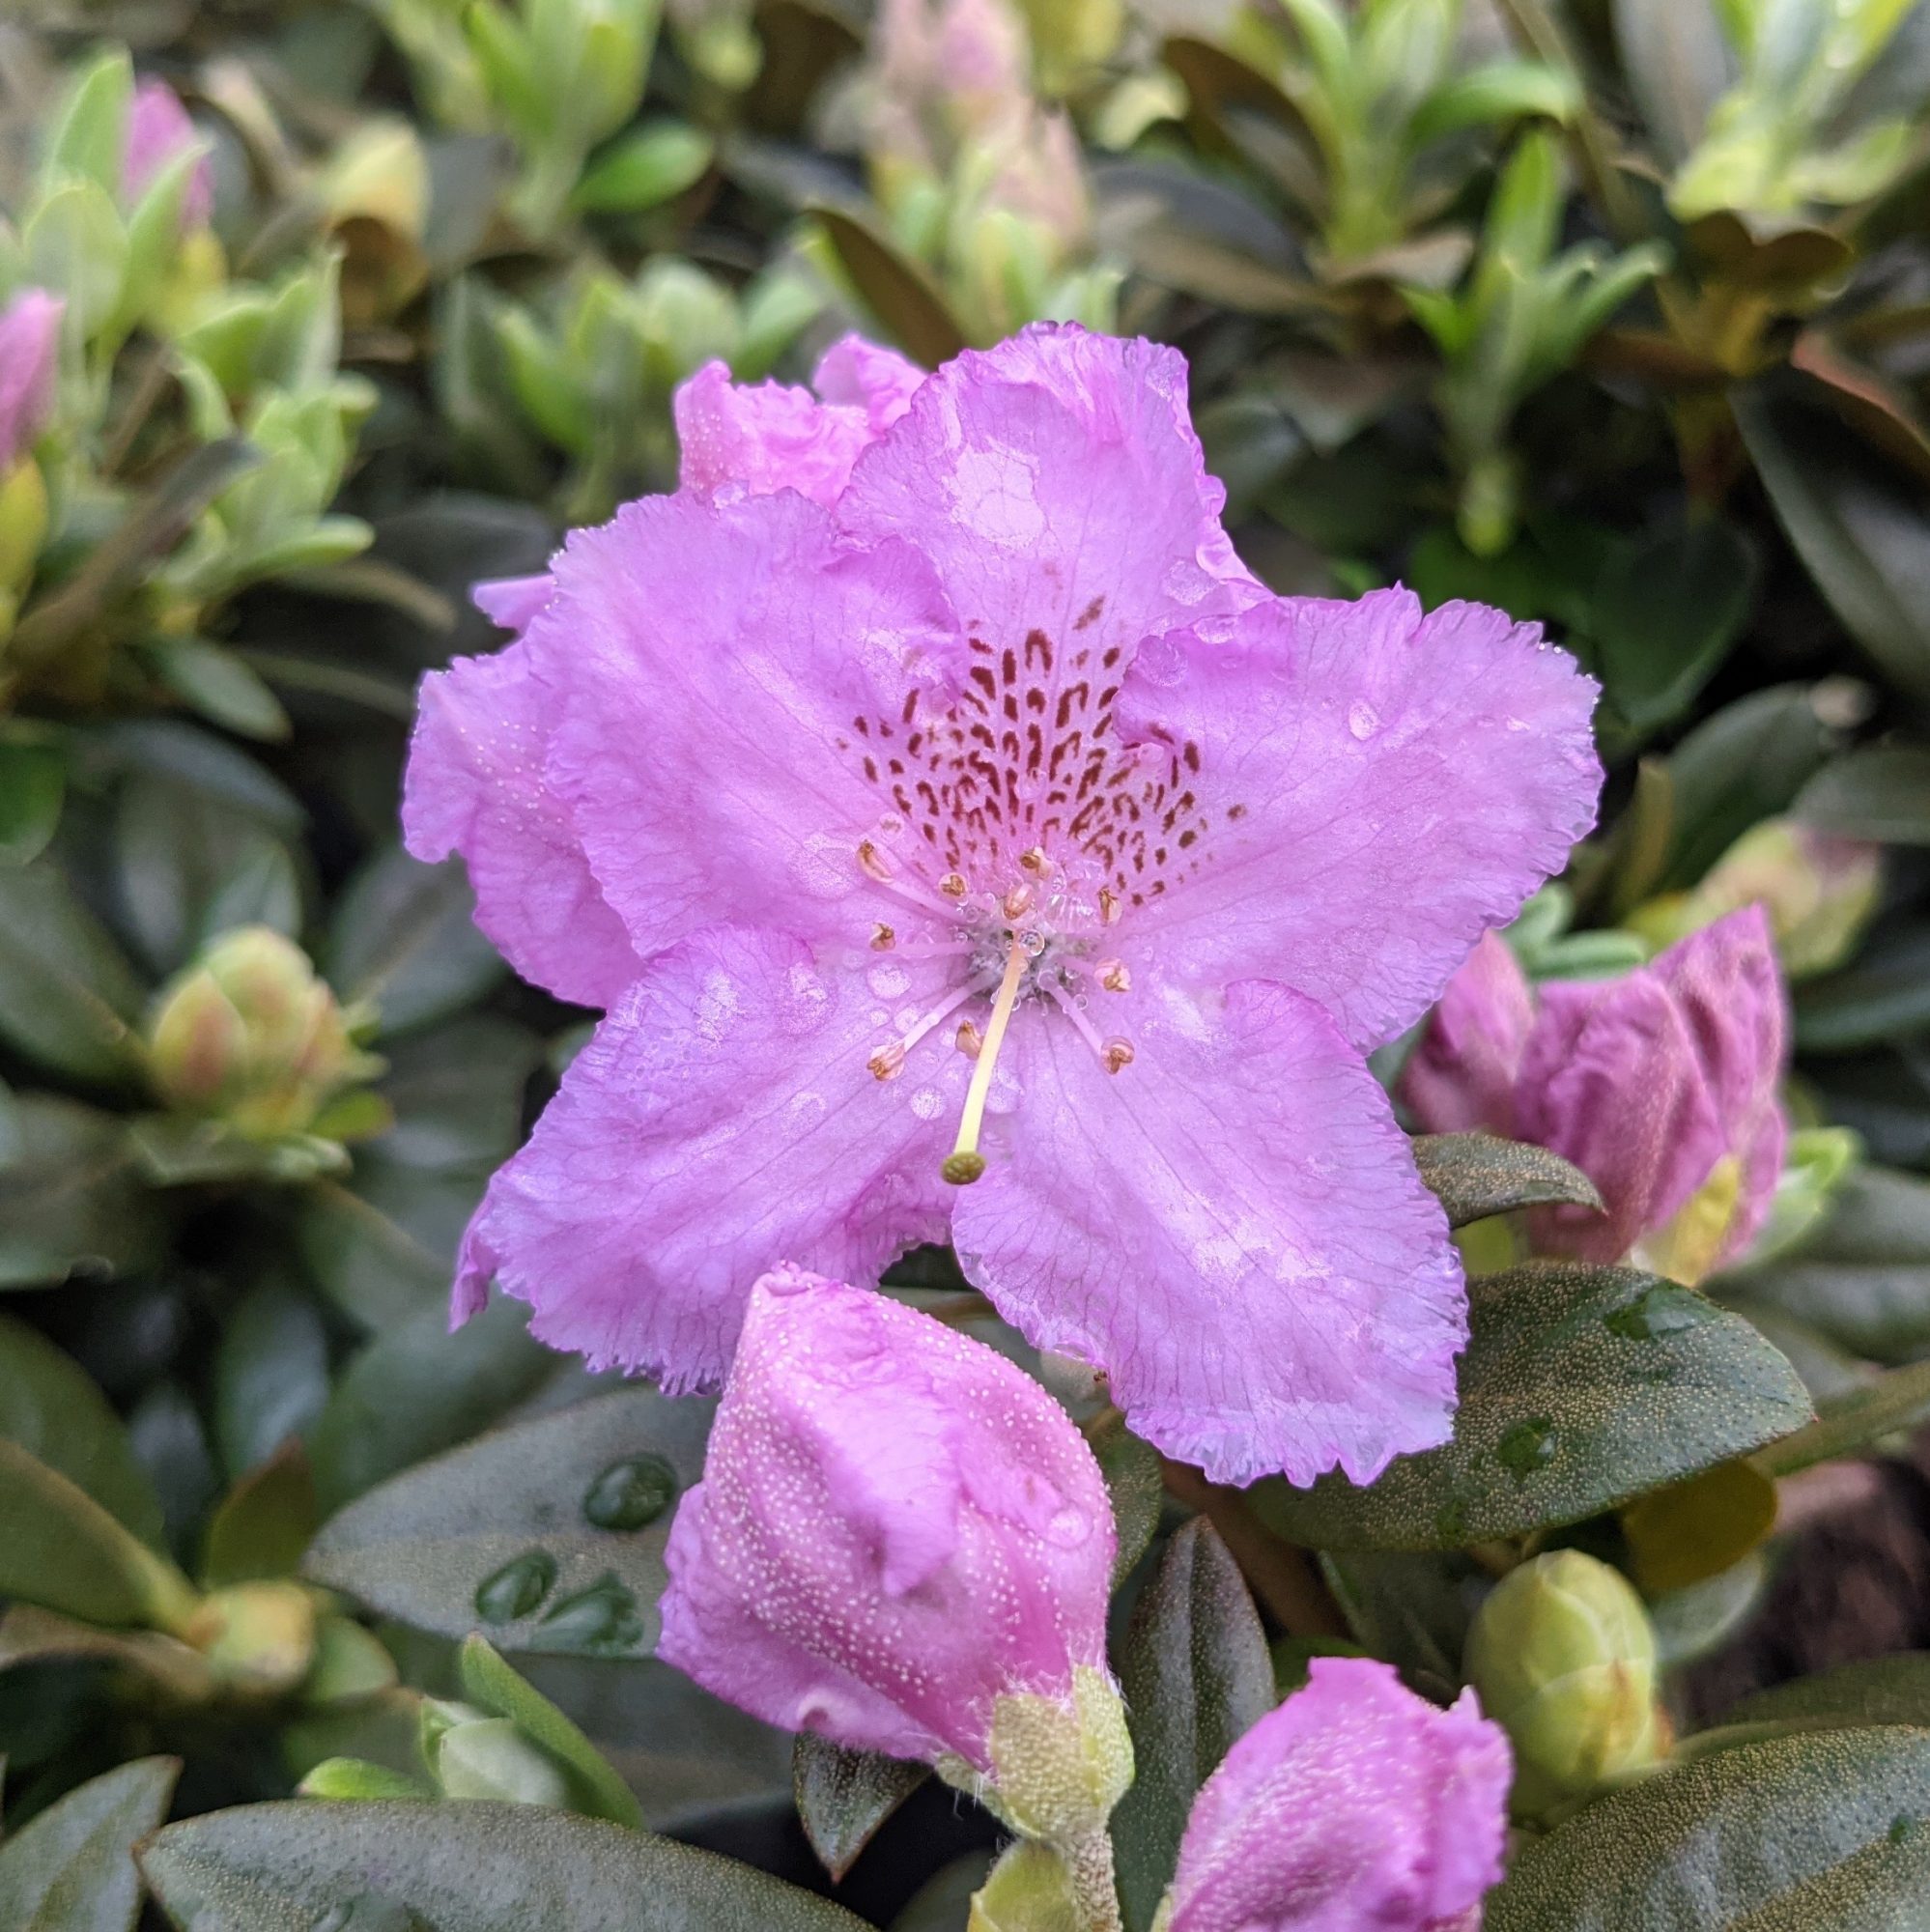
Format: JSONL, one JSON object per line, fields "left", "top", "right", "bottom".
{"left": 1496, "top": 1415, "right": 1558, "bottom": 1481}
{"left": 582, "top": 1453, "right": 679, "bottom": 1531}
{"left": 537, "top": 1571, "right": 646, "bottom": 1654}
{"left": 473, "top": 1548, "right": 557, "bottom": 1623}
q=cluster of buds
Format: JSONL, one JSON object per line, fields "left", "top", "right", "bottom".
{"left": 844, "top": 0, "right": 1117, "bottom": 343}
{"left": 145, "top": 926, "right": 385, "bottom": 1145}
{"left": 1463, "top": 1551, "right": 1670, "bottom": 1823}
{"left": 4, "top": 54, "right": 373, "bottom": 725}
{"left": 656, "top": 1268, "right": 1517, "bottom": 1930}
{"left": 1402, "top": 905, "right": 1788, "bottom": 1286}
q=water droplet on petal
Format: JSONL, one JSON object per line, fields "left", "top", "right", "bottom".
{"left": 908, "top": 1085, "right": 943, "bottom": 1120}
{"left": 1044, "top": 1504, "right": 1092, "bottom": 1547}
{"left": 868, "top": 962, "right": 911, "bottom": 999}
{"left": 1348, "top": 700, "right": 1380, "bottom": 741}
{"left": 474, "top": 1549, "right": 557, "bottom": 1624}
{"left": 582, "top": 1454, "right": 680, "bottom": 1531}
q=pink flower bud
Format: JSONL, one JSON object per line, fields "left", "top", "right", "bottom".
{"left": 657, "top": 1264, "right": 1116, "bottom": 1772}
{"left": 124, "top": 79, "right": 213, "bottom": 229}
{"left": 1403, "top": 907, "right": 1787, "bottom": 1282}
{"left": 1162, "top": 1658, "right": 1512, "bottom": 1932}
{"left": 0, "top": 290, "right": 63, "bottom": 471}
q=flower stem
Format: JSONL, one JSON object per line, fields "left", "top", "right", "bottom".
{"left": 1063, "top": 1830, "right": 1124, "bottom": 1932}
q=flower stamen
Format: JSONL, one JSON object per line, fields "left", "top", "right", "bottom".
{"left": 873, "top": 972, "right": 997, "bottom": 1082}
{"left": 943, "top": 936, "right": 1029, "bottom": 1185}
{"left": 1044, "top": 978, "right": 1136, "bottom": 1076}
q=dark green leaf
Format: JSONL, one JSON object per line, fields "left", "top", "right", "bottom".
{"left": 0, "top": 1310, "right": 164, "bottom": 1543}
{"left": 202, "top": 1444, "right": 321, "bottom": 1588}
{"left": 0, "top": 1094, "right": 170, "bottom": 1289}
{"left": 0, "top": 1755, "right": 179, "bottom": 1932}
{"left": 1729, "top": 1167, "right": 1930, "bottom": 1362}
{"left": 112, "top": 768, "right": 303, "bottom": 978}
{"left": 371, "top": 1016, "right": 544, "bottom": 1171}
{"left": 1319, "top": 1548, "right": 1478, "bottom": 1699}
{"left": 1796, "top": 919, "right": 1930, "bottom": 1052}
{"left": 1727, "top": 1656, "right": 1930, "bottom": 1734}
{"left": 1660, "top": 685, "right": 1837, "bottom": 891}
{"left": 794, "top": 1735, "right": 929, "bottom": 1883}
{"left": 1113, "top": 1520, "right": 1276, "bottom": 1932}
{"left": 1795, "top": 745, "right": 1930, "bottom": 844}
{"left": 213, "top": 1283, "right": 332, "bottom": 1480}
{"left": 810, "top": 208, "right": 969, "bottom": 368}
{"left": 324, "top": 845, "right": 506, "bottom": 1039}
{"left": 1610, "top": 0, "right": 1735, "bottom": 165}
{"left": 457, "top": 1635, "right": 642, "bottom": 1829}
{"left": 1737, "top": 390, "right": 1930, "bottom": 705}
{"left": 296, "top": 1165, "right": 473, "bottom": 1332}
{"left": 305, "top": 1297, "right": 550, "bottom": 1510}
{"left": 0, "top": 1439, "right": 200, "bottom": 1631}
{"left": 305, "top": 1382, "right": 709, "bottom": 1656}
{"left": 145, "top": 639, "right": 293, "bottom": 743}
{"left": 0, "top": 864, "right": 147, "bottom": 1085}
{"left": 1595, "top": 519, "right": 1757, "bottom": 735}
{"left": 0, "top": 741, "right": 65, "bottom": 867}
{"left": 136, "top": 1801, "right": 875, "bottom": 1931}
{"left": 573, "top": 123, "right": 713, "bottom": 212}
{"left": 1090, "top": 1410, "right": 1164, "bottom": 1585}
{"left": 1254, "top": 1264, "right": 1813, "bottom": 1550}
{"left": 1411, "top": 1133, "right": 1603, "bottom": 1228}
{"left": 1486, "top": 1726, "right": 1930, "bottom": 1930}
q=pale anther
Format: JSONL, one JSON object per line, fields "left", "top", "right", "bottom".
{"left": 940, "top": 871, "right": 969, "bottom": 899}
{"left": 869, "top": 1042, "right": 906, "bottom": 1081}
{"left": 955, "top": 1019, "right": 983, "bottom": 1058}
{"left": 1018, "top": 846, "right": 1050, "bottom": 877}
{"left": 1002, "top": 883, "right": 1034, "bottom": 920}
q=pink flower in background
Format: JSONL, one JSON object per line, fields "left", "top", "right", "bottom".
{"left": 657, "top": 1264, "right": 1114, "bottom": 1767}
{"left": 1161, "top": 1658, "right": 1511, "bottom": 1932}
{"left": 408, "top": 324, "right": 1600, "bottom": 1487}
{"left": 1401, "top": 905, "right": 1787, "bottom": 1283}
{"left": 124, "top": 79, "right": 213, "bottom": 228}
{"left": 0, "top": 290, "right": 63, "bottom": 469}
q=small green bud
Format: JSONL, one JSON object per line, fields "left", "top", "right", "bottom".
{"left": 185, "top": 1580, "right": 320, "bottom": 1698}
{"left": 0, "top": 459, "right": 49, "bottom": 595}
{"left": 146, "top": 926, "right": 383, "bottom": 1140}
{"left": 432, "top": 1715, "right": 573, "bottom": 1807}
{"left": 298, "top": 1756, "right": 429, "bottom": 1801}
{"left": 975, "top": 1665, "right": 1134, "bottom": 1848}
{"left": 1463, "top": 1551, "right": 1669, "bottom": 1819}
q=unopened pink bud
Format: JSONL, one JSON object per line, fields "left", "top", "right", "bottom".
{"left": 1162, "top": 1658, "right": 1511, "bottom": 1932}
{"left": 657, "top": 1265, "right": 1116, "bottom": 1772}
{"left": 125, "top": 79, "right": 213, "bottom": 229}
{"left": 0, "top": 290, "right": 63, "bottom": 471}
{"left": 1398, "top": 930, "right": 1533, "bottom": 1138}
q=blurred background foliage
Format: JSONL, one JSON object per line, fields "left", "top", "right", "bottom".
{"left": 5, "top": 0, "right": 1930, "bottom": 1923}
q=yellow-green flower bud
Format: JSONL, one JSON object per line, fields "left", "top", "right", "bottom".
{"left": 185, "top": 1580, "right": 320, "bottom": 1699}
{"left": 1462, "top": 1551, "right": 1668, "bottom": 1819}
{"left": 1628, "top": 818, "right": 1882, "bottom": 981}
{"left": 0, "top": 459, "right": 49, "bottom": 597}
{"left": 424, "top": 1703, "right": 572, "bottom": 1807}
{"left": 146, "top": 926, "right": 383, "bottom": 1140}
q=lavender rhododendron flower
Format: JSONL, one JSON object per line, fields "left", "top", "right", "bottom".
{"left": 1157, "top": 1658, "right": 1511, "bottom": 1932}
{"left": 407, "top": 324, "right": 1601, "bottom": 1486}
{"left": 657, "top": 1264, "right": 1116, "bottom": 1770}
{"left": 1401, "top": 906, "right": 1786, "bottom": 1283}
{"left": 0, "top": 290, "right": 63, "bottom": 470}
{"left": 124, "top": 79, "right": 213, "bottom": 228}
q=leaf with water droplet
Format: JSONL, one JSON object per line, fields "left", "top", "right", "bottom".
{"left": 304, "top": 1387, "right": 712, "bottom": 1658}
{"left": 1252, "top": 1264, "right": 1812, "bottom": 1551}
{"left": 474, "top": 1549, "right": 556, "bottom": 1624}
{"left": 581, "top": 1455, "right": 678, "bottom": 1532}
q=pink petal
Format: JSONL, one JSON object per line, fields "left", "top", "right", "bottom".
{"left": 1167, "top": 1658, "right": 1511, "bottom": 1932}
{"left": 124, "top": 79, "right": 213, "bottom": 227}
{"left": 950, "top": 974, "right": 1464, "bottom": 1489}
{"left": 657, "top": 1266, "right": 1113, "bottom": 1767}
{"left": 454, "top": 926, "right": 961, "bottom": 1386}
{"left": 403, "top": 629, "right": 639, "bottom": 1009}
{"left": 1516, "top": 971, "right": 1729, "bottom": 1264}
{"left": 1117, "top": 590, "right": 1602, "bottom": 1051}
{"left": 0, "top": 289, "right": 63, "bottom": 470}
{"left": 810, "top": 334, "right": 925, "bottom": 434}
{"left": 1399, "top": 932, "right": 1536, "bottom": 1137}
{"left": 470, "top": 572, "right": 553, "bottom": 632}
{"left": 544, "top": 487, "right": 962, "bottom": 961}
{"left": 836, "top": 325, "right": 1260, "bottom": 693}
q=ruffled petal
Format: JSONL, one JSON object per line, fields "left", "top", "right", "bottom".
{"left": 454, "top": 925, "right": 964, "bottom": 1387}
{"left": 1398, "top": 931, "right": 1536, "bottom": 1137}
{"left": 470, "top": 572, "right": 553, "bottom": 632}
{"left": 950, "top": 974, "right": 1463, "bottom": 1488}
{"left": 1116, "top": 589, "right": 1601, "bottom": 1050}
{"left": 836, "top": 325, "right": 1259, "bottom": 694}
{"left": 402, "top": 633, "right": 639, "bottom": 1009}
{"left": 810, "top": 335, "right": 925, "bottom": 434}
{"left": 545, "top": 487, "right": 963, "bottom": 959}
